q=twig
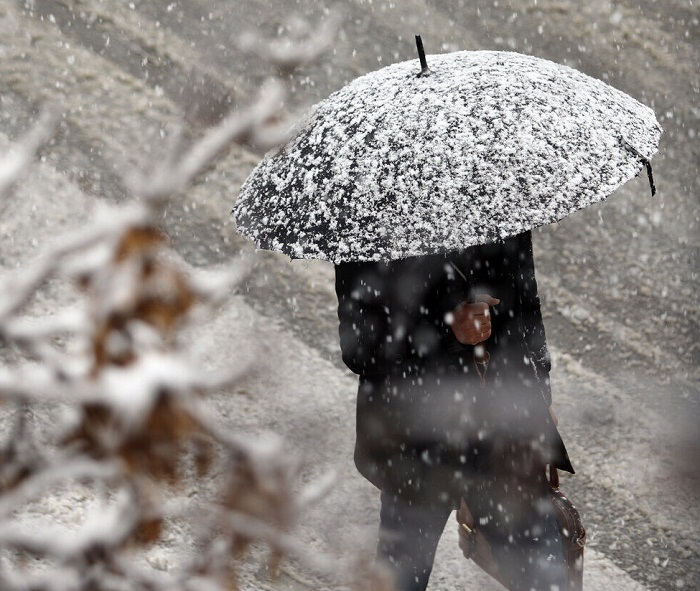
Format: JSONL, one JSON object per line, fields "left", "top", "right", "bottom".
{"left": 0, "top": 109, "right": 59, "bottom": 204}
{"left": 237, "top": 14, "right": 340, "bottom": 74}
{"left": 131, "top": 80, "right": 286, "bottom": 206}
{"left": 0, "top": 458, "right": 120, "bottom": 520}
{"left": 0, "top": 204, "right": 148, "bottom": 323}
{"left": 208, "top": 506, "right": 332, "bottom": 574}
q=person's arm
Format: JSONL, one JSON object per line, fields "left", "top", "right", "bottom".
{"left": 335, "top": 260, "right": 407, "bottom": 375}
{"left": 335, "top": 256, "right": 468, "bottom": 375}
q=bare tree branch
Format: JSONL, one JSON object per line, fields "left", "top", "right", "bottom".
{"left": 0, "top": 12, "right": 345, "bottom": 591}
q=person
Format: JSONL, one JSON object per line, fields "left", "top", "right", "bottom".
{"left": 334, "top": 231, "right": 574, "bottom": 591}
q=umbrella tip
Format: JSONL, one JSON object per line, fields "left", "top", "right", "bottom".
{"left": 415, "top": 35, "right": 431, "bottom": 77}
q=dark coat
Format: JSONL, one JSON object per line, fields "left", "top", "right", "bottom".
{"left": 335, "top": 232, "right": 573, "bottom": 504}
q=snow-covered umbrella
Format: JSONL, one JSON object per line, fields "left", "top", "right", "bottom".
{"left": 234, "top": 37, "right": 661, "bottom": 263}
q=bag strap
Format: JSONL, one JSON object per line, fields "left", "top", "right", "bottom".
{"left": 548, "top": 464, "right": 560, "bottom": 489}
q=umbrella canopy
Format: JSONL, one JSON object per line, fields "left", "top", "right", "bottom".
{"left": 234, "top": 49, "right": 661, "bottom": 263}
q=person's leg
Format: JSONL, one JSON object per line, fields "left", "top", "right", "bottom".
{"left": 376, "top": 492, "right": 453, "bottom": 591}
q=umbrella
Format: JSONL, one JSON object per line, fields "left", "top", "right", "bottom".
{"left": 234, "top": 37, "right": 661, "bottom": 263}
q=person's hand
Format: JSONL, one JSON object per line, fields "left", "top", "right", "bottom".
{"left": 449, "top": 294, "right": 500, "bottom": 345}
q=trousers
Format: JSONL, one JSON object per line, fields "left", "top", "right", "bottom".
{"left": 376, "top": 463, "right": 568, "bottom": 591}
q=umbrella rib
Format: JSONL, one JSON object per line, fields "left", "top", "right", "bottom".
{"left": 623, "top": 139, "right": 657, "bottom": 197}
{"left": 448, "top": 258, "right": 468, "bottom": 283}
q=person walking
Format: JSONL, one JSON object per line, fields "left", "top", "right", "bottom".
{"left": 335, "top": 230, "right": 574, "bottom": 591}
{"left": 235, "top": 38, "right": 658, "bottom": 591}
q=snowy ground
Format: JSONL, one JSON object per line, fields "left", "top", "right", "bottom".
{"left": 1, "top": 0, "right": 698, "bottom": 590}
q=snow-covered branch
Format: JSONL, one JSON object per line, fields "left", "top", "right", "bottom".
{"left": 0, "top": 109, "right": 58, "bottom": 203}
{"left": 238, "top": 13, "right": 341, "bottom": 74}
{"left": 131, "top": 80, "right": 287, "bottom": 205}
{"left": 0, "top": 14, "right": 354, "bottom": 591}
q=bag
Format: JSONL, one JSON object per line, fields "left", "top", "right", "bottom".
{"left": 457, "top": 466, "right": 585, "bottom": 591}
{"left": 548, "top": 466, "right": 586, "bottom": 590}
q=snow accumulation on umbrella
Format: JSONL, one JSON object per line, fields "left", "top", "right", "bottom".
{"left": 234, "top": 50, "right": 662, "bottom": 263}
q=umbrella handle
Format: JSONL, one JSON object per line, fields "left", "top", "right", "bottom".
{"left": 473, "top": 344, "right": 490, "bottom": 386}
